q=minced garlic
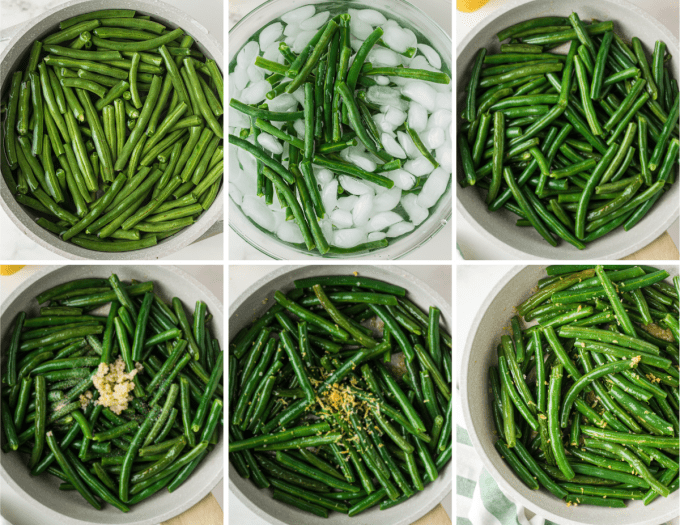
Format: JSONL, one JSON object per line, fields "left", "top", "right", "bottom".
{"left": 92, "top": 357, "right": 140, "bottom": 415}
{"left": 79, "top": 390, "right": 93, "bottom": 409}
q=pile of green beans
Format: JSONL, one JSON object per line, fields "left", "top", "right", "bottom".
{"left": 1, "top": 273, "right": 223, "bottom": 511}
{"left": 489, "top": 264, "right": 679, "bottom": 508}
{"left": 230, "top": 10, "right": 451, "bottom": 256}
{"left": 229, "top": 275, "right": 452, "bottom": 517}
{"left": 459, "top": 14, "right": 679, "bottom": 249}
{"left": 1, "top": 9, "right": 224, "bottom": 252}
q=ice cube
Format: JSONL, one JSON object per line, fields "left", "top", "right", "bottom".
{"left": 337, "top": 195, "right": 359, "bottom": 210}
{"left": 257, "top": 132, "right": 283, "bottom": 154}
{"left": 402, "top": 82, "right": 437, "bottom": 112}
{"left": 436, "top": 143, "right": 453, "bottom": 173}
{"left": 331, "top": 209, "right": 353, "bottom": 229}
{"left": 374, "top": 76, "right": 390, "bottom": 86}
{"left": 373, "top": 187, "right": 402, "bottom": 211}
{"left": 319, "top": 218, "right": 333, "bottom": 243}
{"left": 348, "top": 36, "right": 364, "bottom": 53}
{"left": 241, "top": 80, "right": 270, "bottom": 104}
{"left": 373, "top": 113, "right": 396, "bottom": 136}
{"left": 229, "top": 182, "right": 243, "bottom": 206}
{"left": 402, "top": 28, "right": 417, "bottom": 49}
{"left": 277, "top": 220, "right": 304, "bottom": 243}
{"left": 350, "top": 18, "right": 374, "bottom": 40}
{"left": 368, "top": 231, "right": 387, "bottom": 241}
{"left": 367, "top": 47, "right": 401, "bottom": 67}
{"left": 236, "top": 146, "right": 256, "bottom": 172}
{"left": 387, "top": 169, "right": 416, "bottom": 190}
{"left": 352, "top": 193, "right": 374, "bottom": 226}
{"left": 247, "top": 65, "right": 265, "bottom": 83}
{"left": 396, "top": 131, "right": 417, "bottom": 158}
{"left": 232, "top": 66, "right": 249, "bottom": 91}
{"left": 314, "top": 168, "right": 334, "bottom": 187}
{"left": 429, "top": 109, "right": 453, "bottom": 130}
{"left": 382, "top": 134, "right": 406, "bottom": 159}
{"left": 366, "top": 211, "right": 402, "bottom": 232}
{"left": 366, "top": 86, "right": 402, "bottom": 107}
{"left": 259, "top": 22, "right": 283, "bottom": 50}
{"left": 383, "top": 26, "right": 408, "bottom": 53}
{"left": 293, "top": 118, "right": 305, "bottom": 138}
{"left": 291, "top": 87, "right": 306, "bottom": 104}
{"left": 365, "top": 181, "right": 389, "bottom": 195}
{"left": 242, "top": 195, "right": 276, "bottom": 231}
{"left": 284, "top": 23, "right": 300, "bottom": 37}
{"left": 267, "top": 93, "right": 297, "bottom": 112}
{"left": 263, "top": 41, "right": 282, "bottom": 62}
{"left": 408, "top": 102, "right": 428, "bottom": 132}
{"left": 232, "top": 168, "right": 257, "bottom": 197}
{"left": 384, "top": 97, "right": 410, "bottom": 112}
{"left": 281, "top": 5, "right": 315, "bottom": 25}
{"left": 237, "top": 41, "right": 259, "bottom": 69}
{"left": 416, "top": 44, "right": 441, "bottom": 69}
{"left": 387, "top": 221, "right": 414, "bottom": 237}
{"left": 229, "top": 107, "right": 250, "bottom": 129}
{"left": 409, "top": 56, "right": 434, "bottom": 71}
{"left": 293, "top": 30, "right": 316, "bottom": 53}
{"left": 333, "top": 228, "right": 367, "bottom": 248}
{"left": 417, "top": 167, "right": 450, "bottom": 208}
{"left": 270, "top": 208, "right": 286, "bottom": 229}
{"left": 357, "top": 9, "right": 387, "bottom": 25}
{"left": 436, "top": 92, "right": 453, "bottom": 111}
{"left": 348, "top": 152, "right": 377, "bottom": 173}
{"left": 322, "top": 179, "right": 339, "bottom": 212}
{"left": 404, "top": 157, "right": 435, "bottom": 176}
{"left": 339, "top": 175, "right": 373, "bottom": 195}
{"left": 401, "top": 193, "right": 428, "bottom": 225}
{"left": 421, "top": 127, "right": 445, "bottom": 150}
{"left": 300, "top": 12, "right": 330, "bottom": 31}
{"left": 384, "top": 107, "right": 407, "bottom": 127}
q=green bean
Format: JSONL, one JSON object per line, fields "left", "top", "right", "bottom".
{"left": 365, "top": 67, "right": 449, "bottom": 84}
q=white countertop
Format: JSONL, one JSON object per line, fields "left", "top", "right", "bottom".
{"left": 0, "top": 0, "right": 224, "bottom": 261}
{"left": 228, "top": 264, "right": 453, "bottom": 524}
{"left": 228, "top": 0, "right": 453, "bottom": 261}
{"left": 456, "top": 0, "right": 680, "bottom": 260}
{"left": 0, "top": 265, "right": 224, "bottom": 525}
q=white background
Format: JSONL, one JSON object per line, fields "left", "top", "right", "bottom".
{"left": 0, "top": 0, "right": 224, "bottom": 260}
{"left": 456, "top": 0, "right": 680, "bottom": 260}
{"left": 228, "top": 264, "right": 453, "bottom": 524}
{"left": 228, "top": 0, "right": 454, "bottom": 260}
{"left": 0, "top": 265, "right": 224, "bottom": 524}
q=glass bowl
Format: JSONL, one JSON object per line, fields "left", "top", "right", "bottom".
{"left": 229, "top": 0, "right": 452, "bottom": 259}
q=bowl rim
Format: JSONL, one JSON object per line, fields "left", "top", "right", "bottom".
{"left": 228, "top": 0, "right": 453, "bottom": 260}
{"left": 0, "top": 264, "right": 224, "bottom": 525}
{"left": 228, "top": 264, "right": 453, "bottom": 525}
{"left": 455, "top": 0, "right": 680, "bottom": 260}
{"left": 0, "top": 0, "right": 224, "bottom": 260}
{"left": 460, "top": 264, "right": 680, "bottom": 525}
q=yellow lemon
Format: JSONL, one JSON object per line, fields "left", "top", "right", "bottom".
{"left": 457, "top": 0, "right": 490, "bottom": 12}
{"left": 0, "top": 265, "right": 24, "bottom": 276}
